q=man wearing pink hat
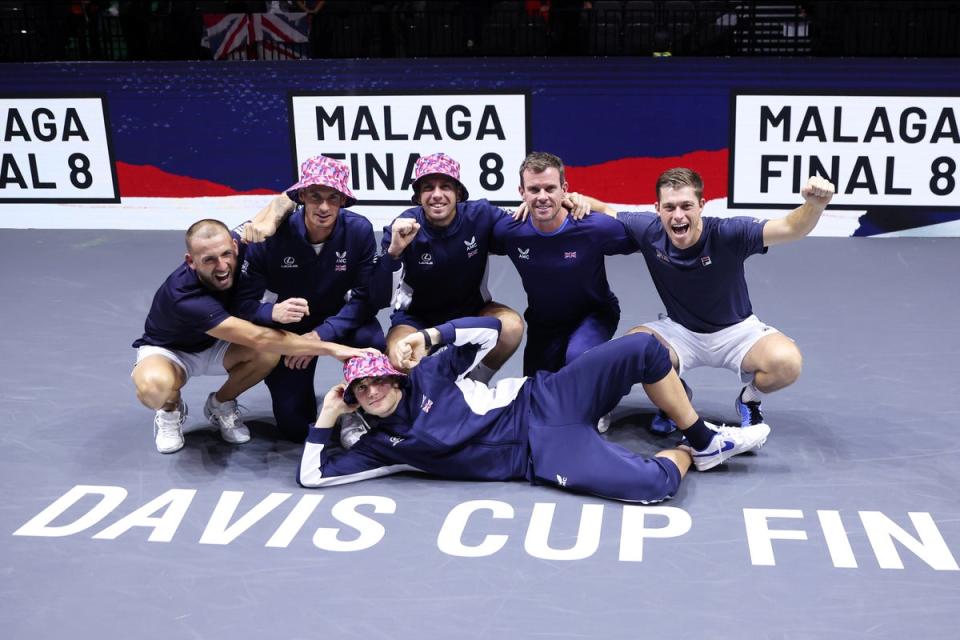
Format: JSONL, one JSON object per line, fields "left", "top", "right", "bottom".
{"left": 232, "top": 155, "right": 386, "bottom": 441}
{"left": 132, "top": 218, "right": 371, "bottom": 454}
{"left": 376, "top": 152, "right": 524, "bottom": 384}
{"left": 298, "top": 316, "right": 771, "bottom": 502}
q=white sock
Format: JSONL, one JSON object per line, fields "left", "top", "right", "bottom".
{"left": 741, "top": 383, "right": 763, "bottom": 403}
{"left": 469, "top": 363, "right": 496, "bottom": 384}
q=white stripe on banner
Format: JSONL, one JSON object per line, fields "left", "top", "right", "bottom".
{"left": 0, "top": 196, "right": 865, "bottom": 235}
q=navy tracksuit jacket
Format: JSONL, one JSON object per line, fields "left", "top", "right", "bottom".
{"left": 299, "top": 317, "right": 683, "bottom": 503}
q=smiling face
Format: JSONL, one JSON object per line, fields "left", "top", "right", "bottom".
{"left": 352, "top": 376, "right": 403, "bottom": 417}
{"left": 417, "top": 176, "right": 459, "bottom": 227}
{"left": 300, "top": 186, "right": 344, "bottom": 242}
{"left": 519, "top": 166, "right": 568, "bottom": 233}
{"left": 656, "top": 185, "right": 705, "bottom": 250}
{"left": 185, "top": 229, "right": 238, "bottom": 292}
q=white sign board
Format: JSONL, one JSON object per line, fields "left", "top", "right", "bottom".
{"left": 289, "top": 92, "right": 529, "bottom": 205}
{"left": 0, "top": 96, "right": 119, "bottom": 202}
{"left": 730, "top": 93, "right": 960, "bottom": 209}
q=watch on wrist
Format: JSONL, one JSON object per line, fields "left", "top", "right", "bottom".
{"left": 419, "top": 329, "right": 433, "bottom": 351}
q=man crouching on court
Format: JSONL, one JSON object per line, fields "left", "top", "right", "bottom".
{"left": 299, "top": 316, "right": 771, "bottom": 502}
{"left": 132, "top": 219, "right": 373, "bottom": 454}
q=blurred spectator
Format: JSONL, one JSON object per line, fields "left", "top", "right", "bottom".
{"left": 119, "top": 0, "right": 150, "bottom": 60}
{"left": 296, "top": 0, "right": 328, "bottom": 57}
{"left": 64, "top": 1, "right": 104, "bottom": 58}
{"left": 548, "top": 0, "right": 590, "bottom": 55}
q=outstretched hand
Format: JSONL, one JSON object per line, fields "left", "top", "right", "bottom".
{"left": 330, "top": 344, "right": 381, "bottom": 363}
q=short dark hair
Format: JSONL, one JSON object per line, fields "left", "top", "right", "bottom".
{"left": 185, "top": 219, "right": 231, "bottom": 252}
{"left": 655, "top": 168, "right": 704, "bottom": 201}
{"left": 519, "top": 151, "right": 566, "bottom": 186}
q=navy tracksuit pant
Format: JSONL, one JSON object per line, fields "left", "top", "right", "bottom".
{"left": 524, "top": 332, "right": 682, "bottom": 503}
{"left": 265, "top": 319, "right": 385, "bottom": 441}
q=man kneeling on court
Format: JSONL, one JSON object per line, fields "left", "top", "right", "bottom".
{"left": 132, "top": 219, "right": 372, "bottom": 454}
{"left": 299, "top": 316, "right": 771, "bottom": 502}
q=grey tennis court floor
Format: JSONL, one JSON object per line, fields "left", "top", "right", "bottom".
{"left": 1, "top": 229, "right": 958, "bottom": 639}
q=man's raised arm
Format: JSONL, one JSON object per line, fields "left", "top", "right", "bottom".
{"left": 762, "top": 176, "right": 835, "bottom": 246}
{"left": 242, "top": 194, "right": 297, "bottom": 243}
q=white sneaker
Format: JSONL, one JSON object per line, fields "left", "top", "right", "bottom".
{"left": 338, "top": 412, "right": 369, "bottom": 449}
{"left": 154, "top": 400, "right": 186, "bottom": 454}
{"left": 596, "top": 412, "right": 612, "bottom": 434}
{"left": 204, "top": 393, "right": 251, "bottom": 444}
{"left": 679, "top": 421, "right": 770, "bottom": 471}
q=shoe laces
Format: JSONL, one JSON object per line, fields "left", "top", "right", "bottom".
{"left": 216, "top": 400, "right": 246, "bottom": 430}
{"left": 155, "top": 414, "right": 182, "bottom": 437}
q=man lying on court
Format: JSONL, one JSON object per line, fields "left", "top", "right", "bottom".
{"left": 298, "top": 316, "right": 770, "bottom": 502}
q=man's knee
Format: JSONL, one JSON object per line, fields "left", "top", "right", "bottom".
{"left": 496, "top": 309, "right": 525, "bottom": 349}
{"left": 133, "top": 365, "right": 180, "bottom": 410}
{"left": 770, "top": 343, "right": 803, "bottom": 384}
{"left": 386, "top": 324, "right": 416, "bottom": 349}
{"left": 626, "top": 324, "right": 654, "bottom": 336}
{"left": 605, "top": 333, "right": 671, "bottom": 382}
{"left": 481, "top": 303, "right": 524, "bottom": 349}
{"left": 751, "top": 338, "right": 802, "bottom": 385}
{"left": 623, "top": 331, "right": 665, "bottom": 359}
{"left": 254, "top": 350, "right": 281, "bottom": 374}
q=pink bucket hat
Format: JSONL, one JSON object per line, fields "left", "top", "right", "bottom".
{"left": 286, "top": 155, "right": 357, "bottom": 207}
{"left": 410, "top": 152, "right": 469, "bottom": 204}
{"left": 342, "top": 352, "right": 406, "bottom": 405}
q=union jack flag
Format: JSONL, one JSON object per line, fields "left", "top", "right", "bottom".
{"left": 420, "top": 396, "right": 433, "bottom": 413}
{"left": 564, "top": 251, "right": 577, "bottom": 259}
{"left": 201, "top": 12, "right": 309, "bottom": 60}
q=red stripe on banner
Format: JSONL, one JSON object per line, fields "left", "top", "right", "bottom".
{"left": 220, "top": 15, "right": 248, "bottom": 59}
{"left": 260, "top": 16, "right": 285, "bottom": 40}
{"left": 565, "top": 149, "right": 729, "bottom": 204}
{"left": 117, "top": 162, "right": 274, "bottom": 197}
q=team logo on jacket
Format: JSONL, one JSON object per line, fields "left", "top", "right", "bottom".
{"left": 419, "top": 253, "right": 433, "bottom": 266}
{"left": 336, "top": 250, "right": 348, "bottom": 271}
{"left": 282, "top": 256, "right": 298, "bottom": 268}
{"left": 517, "top": 247, "right": 530, "bottom": 260}
{"left": 464, "top": 236, "right": 478, "bottom": 258}
{"left": 389, "top": 436, "right": 404, "bottom": 447}
{"left": 556, "top": 474, "right": 568, "bottom": 487}
{"left": 563, "top": 251, "right": 577, "bottom": 259}
{"left": 420, "top": 395, "right": 433, "bottom": 413}
{"left": 701, "top": 256, "right": 712, "bottom": 266}
{"left": 655, "top": 250, "right": 669, "bottom": 263}
{"left": 241, "top": 259, "right": 249, "bottom": 274}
